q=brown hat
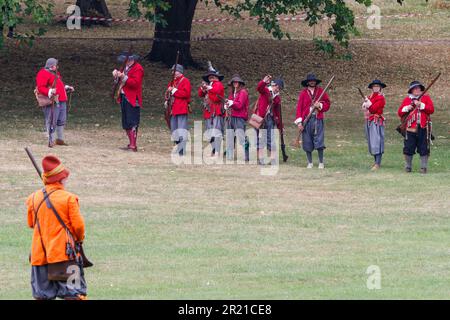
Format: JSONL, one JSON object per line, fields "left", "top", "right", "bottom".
{"left": 42, "top": 155, "right": 70, "bottom": 184}
{"left": 228, "top": 74, "right": 245, "bottom": 86}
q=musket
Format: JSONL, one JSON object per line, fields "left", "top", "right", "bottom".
{"left": 24, "top": 147, "right": 94, "bottom": 268}
{"left": 294, "top": 75, "right": 335, "bottom": 148}
{"left": 278, "top": 103, "right": 289, "bottom": 162}
{"left": 25, "top": 147, "right": 43, "bottom": 180}
{"left": 165, "top": 50, "right": 180, "bottom": 129}
{"left": 356, "top": 87, "right": 365, "bottom": 100}
{"left": 112, "top": 44, "right": 133, "bottom": 102}
{"left": 396, "top": 72, "right": 441, "bottom": 137}
{"left": 48, "top": 66, "right": 59, "bottom": 147}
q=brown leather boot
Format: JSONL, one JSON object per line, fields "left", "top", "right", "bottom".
{"left": 55, "top": 139, "right": 68, "bottom": 146}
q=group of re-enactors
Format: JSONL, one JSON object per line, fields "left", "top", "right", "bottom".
{"left": 26, "top": 54, "right": 436, "bottom": 299}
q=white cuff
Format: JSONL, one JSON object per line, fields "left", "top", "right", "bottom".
{"left": 122, "top": 75, "right": 128, "bottom": 84}
{"left": 318, "top": 102, "right": 323, "bottom": 110}
{"left": 402, "top": 106, "right": 410, "bottom": 113}
{"left": 48, "top": 89, "right": 53, "bottom": 98}
{"left": 206, "top": 85, "right": 213, "bottom": 91}
{"left": 171, "top": 88, "right": 178, "bottom": 95}
{"left": 419, "top": 102, "right": 425, "bottom": 110}
{"left": 294, "top": 117, "right": 303, "bottom": 125}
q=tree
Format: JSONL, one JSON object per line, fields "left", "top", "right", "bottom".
{"left": 75, "top": 0, "right": 112, "bottom": 27}
{"left": 0, "top": 0, "right": 53, "bottom": 48}
{"left": 128, "top": 0, "right": 373, "bottom": 67}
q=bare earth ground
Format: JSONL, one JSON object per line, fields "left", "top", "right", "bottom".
{"left": 0, "top": 1, "right": 450, "bottom": 299}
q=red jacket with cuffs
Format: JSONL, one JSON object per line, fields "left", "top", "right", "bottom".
{"left": 365, "top": 92, "right": 386, "bottom": 125}
{"left": 36, "top": 69, "right": 68, "bottom": 103}
{"left": 397, "top": 94, "right": 434, "bottom": 130}
{"left": 168, "top": 75, "right": 191, "bottom": 116}
{"left": 295, "top": 87, "right": 330, "bottom": 123}
{"left": 255, "top": 80, "right": 283, "bottom": 131}
{"left": 120, "top": 62, "right": 144, "bottom": 107}
{"left": 228, "top": 88, "right": 249, "bottom": 120}
{"left": 198, "top": 80, "right": 225, "bottom": 119}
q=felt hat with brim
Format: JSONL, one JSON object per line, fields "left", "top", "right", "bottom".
{"left": 228, "top": 74, "right": 245, "bottom": 86}
{"left": 301, "top": 73, "right": 322, "bottom": 87}
{"left": 171, "top": 64, "right": 184, "bottom": 74}
{"left": 408, "top": 81, "right": 425, "bottom": 94}
{"left": 42, "top": 155, "right": 70, "bottom": 185}
{"left": 117, "top": 52, "right": 140, "bottom": 63}
{"left": 271, "top": 78, "right": 285, "bottom": 90}
{"left": 202, "top": 70, "right": 224, "bottom": 82}
{"left": 368, "top": 79, "right": 386, "bottom": 89}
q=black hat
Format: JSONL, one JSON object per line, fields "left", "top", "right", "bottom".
{"left": 368, "top": 79, "right": 386, "bottom": 89}
{"left": 118, "top": 52, "right": 140, "bottom": 63}
{"left": 202, "top": 61, "right": 224, "bottom": 82}
{"left": 408, "top": 81, "right": 425, "bottom": 94}
{"left": 301, "top": 73, "right": 322, "bottom": 87}
{"left": 271, "top": 78, "right": 284, "bottom": 90}
{"left": 228, "top": 74, "right": 245, "bottom": 86}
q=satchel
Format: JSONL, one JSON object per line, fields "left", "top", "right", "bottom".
{"left": 248, "top": 113, "right": 265, "bottom": 129}
{"left": 34, "top": 87, "right": 52, "bottom": 107}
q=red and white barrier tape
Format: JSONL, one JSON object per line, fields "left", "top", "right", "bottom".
{"left": 58, "top": 11, "right": 446, "bottom": 25}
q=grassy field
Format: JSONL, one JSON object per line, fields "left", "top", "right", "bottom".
{"left": 0, "top": 1, "right": 450, "bottom": 300}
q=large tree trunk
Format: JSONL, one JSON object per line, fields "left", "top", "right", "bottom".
{"left": 75, "top": 0, "right": 112, "bottom": 27}
{"left": 147, "top": 0, "right": 199, "bottom": 68}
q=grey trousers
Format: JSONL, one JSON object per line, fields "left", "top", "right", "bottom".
{"left": 31, "top": 264, "right": 87, "bottom": 300}
{"left": 365, "top": 120, "right": 385, "bottom": 156}
{"left": 43, "top": 102, "right": 67, "bottom": 142}
{"left": 205, "top": 116, "right": 224, "bottom": 153}
{"left": 226, "top": 117, "right": 247, "bottom": 160}
{"left": 256, "top": 115, "right": 276, "bottom": 151}
{"left": 302, "top": 115, "right": 325, "bottom": 152}
{"left": 171, "top": 114, "right": 189, "bottom": 155}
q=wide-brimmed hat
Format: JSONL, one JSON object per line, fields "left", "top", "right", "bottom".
{"left": 172, "top": 64, "right": 184, "bottom": 74}
{"left": 301, "top": 73, "right": 322, "bottom": 87}
{"left": 271, "top": 78, "right": 285, "bottom": 90}
{"left": 228, "top": 74, "right": 245, "bottom": 86}
{"left": 117, "top": 52, "right": 140, "bottom": 63}
{"left": 42, "top": 155, "right": 70, "bottom": 185}
{"left": 408, "top": 81, "right": 425, "bottom": 93}
{"left": 368, "top": 79, "right": 386, "bottom": 89}
{"left": 202, "top": 61, "right": 224, "bottom": 82}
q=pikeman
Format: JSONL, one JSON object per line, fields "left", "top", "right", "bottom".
{"left": 35, "top": 58, "right": 75, "bottom": 147}
{"left": 362, "top": 79, "right": 387, "bottom": 171}
{"left": 198, "top": 62, "right": 225, "bottom": 159}
{"left": 26, "top": 155, "right": 87, "bottom": 300}
{"left": 294, "top": 73, "right": 331, "bottom": 169}
{"left": 166, "top": 64, "right": 191, "bottom": 156}
{"left": 398, "top": 81, "right": 434, "bottom": 173}
{"left": 254, "top": 75, "right": 284, "bottom": 165}
{"left": 112, "top": 52, "right": 144, "bottom": 152}
{"left": 224, "top": 74, "right": 249, "bottom": 162}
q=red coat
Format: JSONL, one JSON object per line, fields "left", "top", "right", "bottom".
{"left": 120, "top": 62, "right": 144, "bottom": 107}
{"left": 366, "top": 92, "right": 386, "bottom": 125}
{"left": 255, "top": 80, "right": 283, "bottom": 130}
{"left": 167, "top": 75, "right": 191, "bottom": 116}
{"left": 198, "top": 80, "right": 225, "bottom": 119}
{"left": 397, "top": 95, "right": 434, "bottom": 129}
{"left": 295, "top": 87, "right": 330, "bottom": 122}
{"left": 36, "top": 69, "right": 68, "bottom": 102}
{"left": 228, "top": 88, "right": 249, "bottom": 120}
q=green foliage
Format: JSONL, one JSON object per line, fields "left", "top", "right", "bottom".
{"left": 128, "top": 0, "right": 172, "bottom": 27}
{"left": 0, "top": 0, "right": 53, "bottom": 48}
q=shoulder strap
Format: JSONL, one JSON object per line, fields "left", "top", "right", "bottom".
{"left": 42, "top": 189, "right": 70, "bottom": 231}
{"left": 32, "top": 189, "right": 59, "bottom": 257}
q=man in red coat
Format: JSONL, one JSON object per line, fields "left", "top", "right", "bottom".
{"left": 166, "top": 64, "right": 191, "bottom": 156}
{"left": 224, "top": 74, "right": 249, "bottom": 162}
{"left": 198, "top": 64, "right": 225, "bottom": 159}
{"left": 362, "top": 79, "right": 387, "bottom": 170}
{"left": 36, "top": 58, "right": 75, "bottom": 147}
{"left": 112, "top": 53, "right": 144, "bottom": 152}
{"left": 397, "top": 81, "right": 434, "bottom": 173}
{"left": 294, "top": 74, "right": 330, "bottom": 169}
{"left": 253, "top": 75, "right": 283, "bottom": 165}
